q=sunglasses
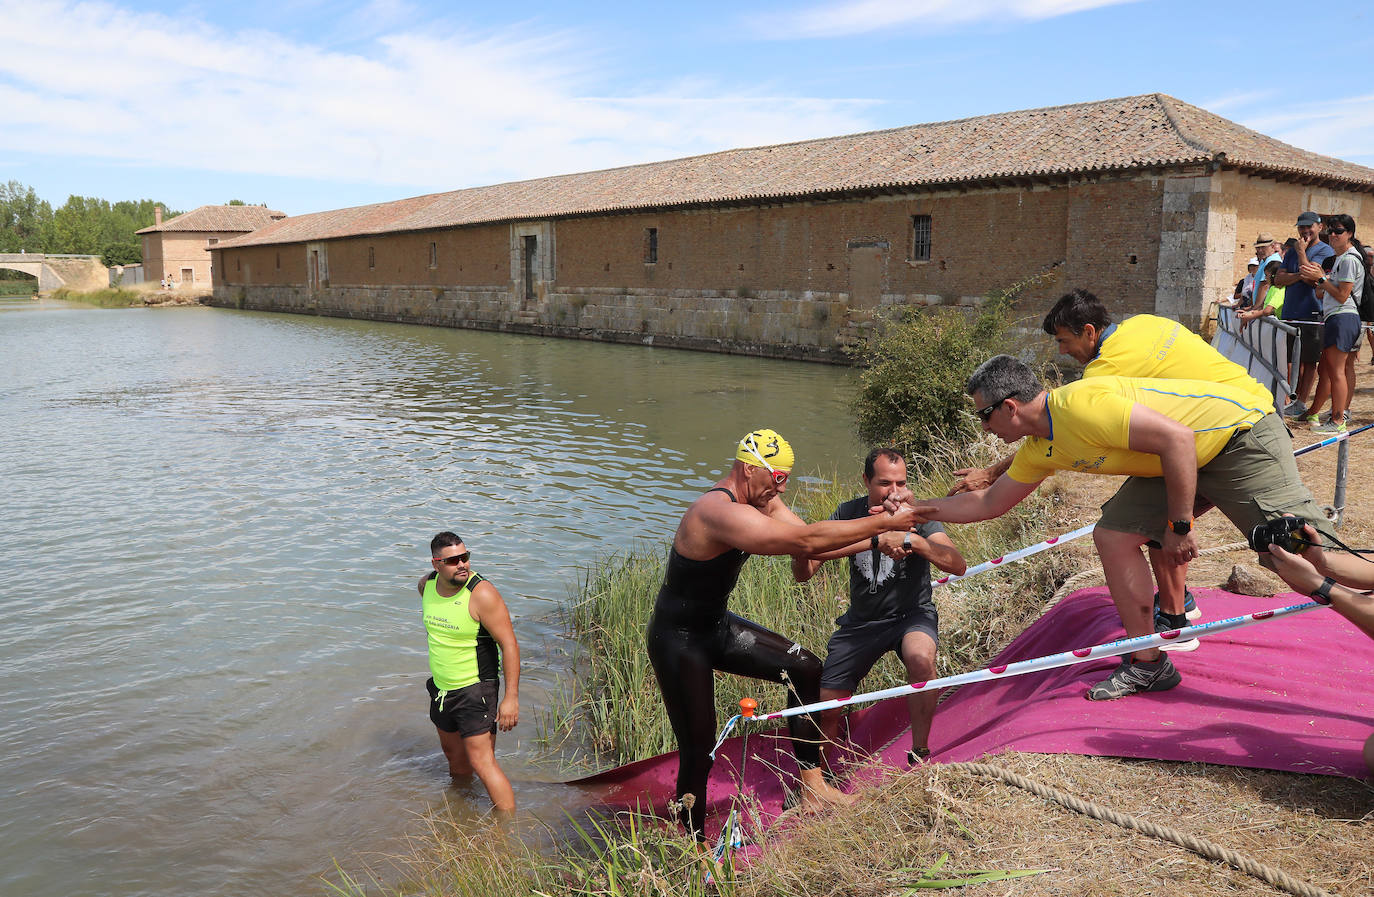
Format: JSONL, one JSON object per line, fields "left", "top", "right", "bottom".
{"left": 1326, "top": 227, "right": 1347, "bottom": 235}
{"left": 974, "top": 396, "right": 1008, "bottom": 422}
{"left": 743, "top": 437, "right": 790, "bottom": 486}
{"left": 433, "top": 551, "right": 471, "bottom": 565}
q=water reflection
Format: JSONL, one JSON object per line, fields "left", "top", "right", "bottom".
{"left": 0, "top": 299, "right": 860, "bottom": 897}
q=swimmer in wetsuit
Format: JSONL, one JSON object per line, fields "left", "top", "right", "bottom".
{"left": 646, "top": 429, "right": 918, "bottom": 841}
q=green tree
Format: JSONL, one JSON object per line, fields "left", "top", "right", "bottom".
{"left": 0, "top": 181, "right": 53, "bottom": 252}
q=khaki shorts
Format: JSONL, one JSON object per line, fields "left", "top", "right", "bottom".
{"left": 1098, "top": 413, "right": 1336, "bottom": 545}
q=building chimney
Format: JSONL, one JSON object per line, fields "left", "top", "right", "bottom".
{"left": 155, "top": 206, "right": 163, "bottom": 226}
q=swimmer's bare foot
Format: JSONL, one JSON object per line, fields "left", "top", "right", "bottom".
{"left": 798, "top": 767, "right": 856, "bottom": 810}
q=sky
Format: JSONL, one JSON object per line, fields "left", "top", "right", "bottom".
{"left": 3, "top": 0, "right": 1372, "bottom": 217}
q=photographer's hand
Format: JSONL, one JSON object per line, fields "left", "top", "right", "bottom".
{"left": 1259, "top": 542, "right": 1324, "bottom": 595}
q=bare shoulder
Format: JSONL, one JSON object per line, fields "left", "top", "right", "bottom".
{"left": 416, "top": 572, "right": 432, "bottom": 595}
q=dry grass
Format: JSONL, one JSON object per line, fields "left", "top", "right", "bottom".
{"left": 750, "top": 753, "right": 1372, "bottom": 897}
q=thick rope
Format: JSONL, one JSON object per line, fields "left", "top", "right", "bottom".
{"left": 949, "top": 761, "right": 1335, "bottom": 897}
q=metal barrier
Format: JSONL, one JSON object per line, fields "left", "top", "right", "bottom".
{"left": 1210, "top": 305, "right": 1350, "bottom": 526}
{"left": 1211, "top": 305, "right": 1298, "bottom": 407}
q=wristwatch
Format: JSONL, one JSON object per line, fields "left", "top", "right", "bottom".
{"left": 1169, "top": 518, "right": 1193, "bottom": 535}
{"left": 902, "top": 533, "right": 913, "bottom": 551}
{"left": 1310, "top": 577, "right": 1336, "bottom": 606}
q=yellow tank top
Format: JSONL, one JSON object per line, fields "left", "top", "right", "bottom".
{"left": 422, "top": 572, "right": 498, "bottom": 691}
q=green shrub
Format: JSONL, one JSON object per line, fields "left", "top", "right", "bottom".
{"left": 851, "top": 274, "right": 1056, "bottom": 463}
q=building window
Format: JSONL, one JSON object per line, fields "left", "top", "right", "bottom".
{"left": 645, "top": 227, "right": 658, "bottom": 264}
{"left": 911, "top": 215, "right": 932, "bottom": 261}
{"left": 207, "top": 238, "right": 219, "bottom": 246}
{"left": 429, "top": 241, "right": 438, "bottom": 269}
{"left": 368, "top": 246, "right": 375, "bottom": 270}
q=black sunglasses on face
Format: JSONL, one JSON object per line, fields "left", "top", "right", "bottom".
{"left": 974, "top": 397, "right": 1007, "bottom": 422}
{"left": 1327, "top": 227, "right": 1347, "bottom": 235}
{"left": 433, "top": 552, "right": 471, "bottom": 565}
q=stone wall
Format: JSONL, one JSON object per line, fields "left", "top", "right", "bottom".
{"left": 212, "top": 169, "right": 1374, "bottom": 361}
{"left": 213, "top": 174, "right": 1188, "bottom": 362}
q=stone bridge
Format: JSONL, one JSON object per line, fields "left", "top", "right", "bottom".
{"left": 0, "top": 253, "right": 109, "bottom": 292}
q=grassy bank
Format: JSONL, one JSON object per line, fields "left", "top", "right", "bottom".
{"left": 0, "top": 281, "right": 37, "bottom": 296}
{"left": 51, "top": 286, "right": 145, "bottom": 307}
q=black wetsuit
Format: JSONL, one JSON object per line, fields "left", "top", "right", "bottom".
{"left": 645, "top": 487, "right": 824, "bottom": 841}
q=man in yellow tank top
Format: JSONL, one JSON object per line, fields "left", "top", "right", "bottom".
{"left": 915, "top": 355, "right": 1334, "bottom": 701}
{"left": 420, "top": 532, "right": 520, "bottom": 812}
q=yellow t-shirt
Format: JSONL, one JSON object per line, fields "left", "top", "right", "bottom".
{"left": 1084, "top": 314, "right": 1272, "bottom": 406}
{"left": 1006, "top": 376, "right": 1274, "bottom": 484}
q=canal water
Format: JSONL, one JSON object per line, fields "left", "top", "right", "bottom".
{"left": 0, "top": 298, "right": 861, "bottom": 897}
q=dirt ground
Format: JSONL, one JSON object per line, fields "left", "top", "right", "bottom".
{"left": 938, "top": 344, "right": 1374, "bottom": 896}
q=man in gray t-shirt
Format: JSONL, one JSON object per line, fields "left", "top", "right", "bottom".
{"left": 793, "top": 448, "right": 966, "bottom": 768}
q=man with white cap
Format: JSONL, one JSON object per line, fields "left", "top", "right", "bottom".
{"left": 646, "top": 428, "right": 917, "bottom": 843}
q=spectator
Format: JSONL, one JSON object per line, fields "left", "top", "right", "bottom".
{"left": 1228, "top": 257, "right": 1260, "bottom": 308}
{"left": 1275, "top": 212, "right": 1335, "bottom": 418}
{"left": 1239, "top": 257, "right": 1286, "bottom": 326}
{"left": 1304, "top": 214, "right": 1366, "bottom": 433}
{"left": 1364, "top": 244, "right": 1374, "bottom": 363}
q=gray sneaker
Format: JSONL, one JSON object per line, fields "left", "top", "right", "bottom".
{"left": 1282, "top": 399, "right": 1308, "bottom": 419}
{"left": 1086, "top": 656, "right": 1181, "bottom": 701}
{"left": 1312, "top": 418, "right": 1348, "bottom": 434}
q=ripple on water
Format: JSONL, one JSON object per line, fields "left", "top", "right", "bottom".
{"left": 0, "top": 305, "right": 860, "bottom": 897}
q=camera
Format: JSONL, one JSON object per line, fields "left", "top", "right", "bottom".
{"left": 1248, "top": 516, "right": 1308, "bottom": 553}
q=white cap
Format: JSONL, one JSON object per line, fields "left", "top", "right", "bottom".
{"left": 1247, "top": 257, "right": 1259, "bottom": 267}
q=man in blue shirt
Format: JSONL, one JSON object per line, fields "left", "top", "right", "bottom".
{"left": 1274, "top": 212, "right": 1334, "bottom": 417}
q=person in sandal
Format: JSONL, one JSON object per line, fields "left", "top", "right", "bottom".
{"left": 905, "top": 355, "right": 1337, "bottom": 701}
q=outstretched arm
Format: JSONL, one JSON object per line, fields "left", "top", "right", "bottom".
{"left": 912, "top": 473, "right": 1039, "bottom": 524}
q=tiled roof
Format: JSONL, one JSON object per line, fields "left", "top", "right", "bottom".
{"left": 138, "top": 205, "right": 286, "bottom": 234}
{"left": 217, "top": 94, "right": 1374, "bottom": 250}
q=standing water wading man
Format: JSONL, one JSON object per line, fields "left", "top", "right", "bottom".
{"left": 912, "top": 357, "right": 1336, "bottom": 700}
{"left": 646, "top": 429, "right": 918, "bottom": 842}
{"left": 420, "top": 532, "right": 520, "bottom": 813}
{"left": 952, "top": 291, "right": 1275, "bottom": 647}
{"left": 793, "top": 448, "right": 966, "bottom": 769}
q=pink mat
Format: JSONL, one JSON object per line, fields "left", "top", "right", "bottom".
{"left": 572, "top": 588, "right": 1374, "bottom": 841}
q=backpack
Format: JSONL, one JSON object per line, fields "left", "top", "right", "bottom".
{"left": 1356, "top": 248, "right": 1374, "bottom": 322}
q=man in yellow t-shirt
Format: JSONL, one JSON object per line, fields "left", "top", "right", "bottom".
{"left": 952, "top": 290, "right": 1273, "bottom": 640}
{"left": 915, "top": 355, "right": 1334, "bottom": 701}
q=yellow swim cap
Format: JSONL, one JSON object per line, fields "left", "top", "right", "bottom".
{"left": 735, "top": 429, "right": 794, "bottom": 472}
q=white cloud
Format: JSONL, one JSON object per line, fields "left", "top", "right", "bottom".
{"left": 0, "top": 1, "right": 879, "bottom": 204}
{"left": 754, "top": 0, "right": 1140, "bottom": 39}
{"left": 1237, "top": 93, "right": 1374, "bottom": 164}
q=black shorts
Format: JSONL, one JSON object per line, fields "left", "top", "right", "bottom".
{"left": 1287, "top": 322, "right": 1323, "bottom": 365}
{"left": 819, "top": 604, "right": 939, "bottom": 692}
{"left": 427, "top": 677, "right": 499, "bottom": 737}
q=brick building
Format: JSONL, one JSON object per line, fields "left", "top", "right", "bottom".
{"left": 211, "top": 94, "right": 1374, "bottom": 362}
{"left": 141, "top": 205, "right": 285, "bottom": 288}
